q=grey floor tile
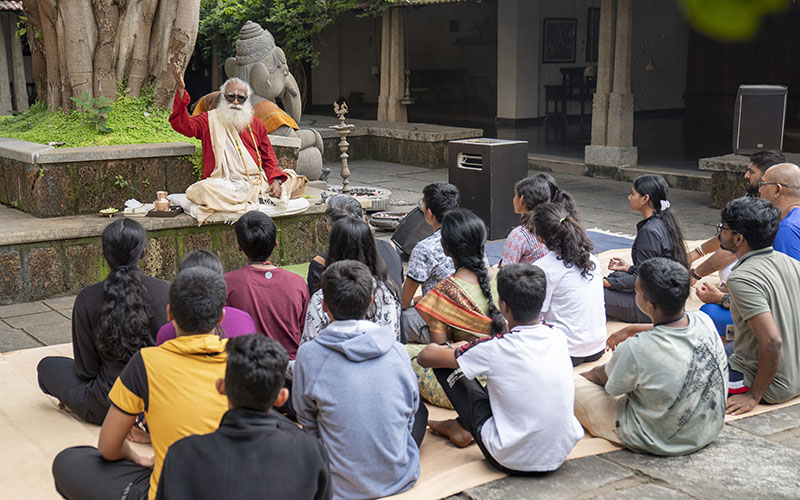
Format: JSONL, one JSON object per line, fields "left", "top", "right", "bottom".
{"left": 462, "top": 456, "right": 633, "bottom": 500}
{"left": 728, "top": 405, "right": 800, "bottom": 438}
{"left": 23, "top": 321, "right": 72, "bottom": 346}
{"left": 5, "top": 311, "right": 70, "bottom": 329}
{"left": 0, "top": 326, "right": 44, "bottom": 352}
{"left": 43, "top": 295, "right": 77, "bottom": 311}
{"left": 0, "top": 301, "right": 50, "bottom": 319}
{"left": 603, "top": 426, "right": 800, "bottom": 500}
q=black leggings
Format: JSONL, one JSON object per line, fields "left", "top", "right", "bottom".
{"left": 52, "top": 446, "right": 150, "bottom": 500}
{"left": 38, "top": 356, "right": 108, "bottom": 425}
{"left": 571, "top": 349, "right": 605, "bottom": 367}
{"left": 433, "top": 368, "right": 545, "bottom": 476}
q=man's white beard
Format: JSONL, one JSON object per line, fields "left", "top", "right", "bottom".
{"left": 216, "top": 99, "right": 254, "bottom": 132}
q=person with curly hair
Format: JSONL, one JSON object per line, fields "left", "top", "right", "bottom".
{"left": 37, "top": 218, "right": 170, "bottom": 425}
{"left": 533, "top": 203, "right": 607, "bottom": 366}
{"left": 500, "top": 173, "right": 578, "bottom": 267}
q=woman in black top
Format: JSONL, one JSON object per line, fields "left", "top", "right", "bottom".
{"left": 37, "top": 218, "right": 170, "bottom": 424}
{"left": 604, "top": 174, "right": 689, "bottom": 323}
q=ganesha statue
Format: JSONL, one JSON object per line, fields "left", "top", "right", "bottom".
{"left": 193, "top": 21, "right": 326, "bottom": 181}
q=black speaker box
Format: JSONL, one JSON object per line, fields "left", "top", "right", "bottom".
{"left": 391, "top": 207, "right": 434, "bottom": 256}
{"left": 733, "top": 85, "right": 787, "bottom": 154}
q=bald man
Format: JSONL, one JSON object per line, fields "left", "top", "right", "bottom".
{"left": 759, "top": 163, "right": 800, "bottom": 260}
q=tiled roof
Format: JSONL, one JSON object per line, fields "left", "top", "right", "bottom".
{"left": 0, "top": 1, "right": 24, "bottom": 11}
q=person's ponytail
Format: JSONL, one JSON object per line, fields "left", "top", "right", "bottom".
{"left": 96, "top": 219, "right": 153, "bottom": 361}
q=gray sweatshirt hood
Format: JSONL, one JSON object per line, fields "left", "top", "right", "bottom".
{"left": 314, "top": 319, "right": 396, "bottom": 362}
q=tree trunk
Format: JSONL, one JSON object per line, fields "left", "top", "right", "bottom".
{"left": 114, "top": 0, "right": 136, "bottom": 83}
{"left": 147, "top": 0, "right": 177, "bottom": 85}
{"left": 19, "top": 0, "right": 200, "bottom": 111}
{"left": 151, "top": 0, "right": 198, "bottom": 106}
{"left": 0, "top": 15, "right": 13, "bottom": 114}
{"left": 37, "top": 0, "right": 62, "bottom": 110}
{"left": 126, "top": 0, "right": 158, "bottom": 97}
{"left": 59, "top": 0, "right": 96, "bottom": 101}
{"left": 22, "top": 0, "right": 47, "bottom": 104}
{"left": 11, "top": 15, "right": 30, "bottom": 111}
{"left": 92, "top": 0, "right": 119, "bottom": 99}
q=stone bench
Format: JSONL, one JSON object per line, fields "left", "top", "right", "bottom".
{"left": 0, "top": 136, "right": 301, "bottom": 218}
{"left": 302, "top": 115, "right": 483, "bottom": 168}
{"left": 699, "top": 153, "right": 800, "bottom": 208}
{"left": 0, "top": 202, "right": 327, "bottom": 305}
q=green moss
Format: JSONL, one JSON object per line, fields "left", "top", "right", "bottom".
{"left": 0, "top": 88, "right": 201, "bottom": 151}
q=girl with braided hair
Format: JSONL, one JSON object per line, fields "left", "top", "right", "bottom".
{"left": 605, "top": 174, "right": 689, "bottom": 323}
{"left": 416, "top": 208, "right": 505, "bottom": 344}
{"left": 407, "top": 209, "right": 504, "bottom": 408}
{"left": 37, "top": 218, "right": 170, "bottom": 424}
{"left": 533, "top": 203, "right": 606, "bottom": 365}
{"left": 500, "top": 173, "right": 579, "bottom": 266}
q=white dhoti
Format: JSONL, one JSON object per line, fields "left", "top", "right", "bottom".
{"left": 186, "top": 110, "right": 267, "bottom": 224}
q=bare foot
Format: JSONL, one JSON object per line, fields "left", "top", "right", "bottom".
{"left": 57, "top": 402, "right": 74, "bottom": 414}
{"left": 127, "top": 426, "right": 152, "bottom": 444}
{"left": 428, "top": 419, "right": 473, "bottom": 448}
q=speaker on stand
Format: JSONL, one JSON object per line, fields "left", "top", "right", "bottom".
{"left": 732, "top": 85, "right": 787, "bottom": 154}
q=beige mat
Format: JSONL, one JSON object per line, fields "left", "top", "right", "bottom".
{"left": 3, "top": 244, "right": 798, "bottom": 499}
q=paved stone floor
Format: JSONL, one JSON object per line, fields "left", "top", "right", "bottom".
{"left": 4, "top": 161, "right": 796, "bottom": 499}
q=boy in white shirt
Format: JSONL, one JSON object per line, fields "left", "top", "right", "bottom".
{"left": 418, "top": 263, "right": 583, "bottom": 474}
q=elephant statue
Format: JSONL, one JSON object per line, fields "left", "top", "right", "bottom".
{"left": 193, "top": 21, "right": 327, "bottom": 182}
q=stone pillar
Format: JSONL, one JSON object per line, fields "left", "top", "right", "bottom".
{"left": 11, "top": 15, "right": 28, "bottom": 112}
{"left": 0, "top": 14, "right": 13, "bottom": 115}
{"left": 377, "top": 11, "right": 391, "bottom": 121}
{"left": 585, "top": 0, "right": 637, "bottom": 169}
{"left": 590, "top": 0, "right": 615, "bottom": 145}
{"left": 606, "top": 0, "right": 634, "bottom": 148}
{"left": 377, "top": 8, "right": 407, "bottom": 122}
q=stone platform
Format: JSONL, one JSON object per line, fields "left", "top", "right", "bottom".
{"left": 0, "top": 201, "right": 327, "bottom": 305}
{"left": 699, "top": 152, "right": 800, "bottom": 208}
{"left": 303, "top": 115, "right": 482, "bottom": 168}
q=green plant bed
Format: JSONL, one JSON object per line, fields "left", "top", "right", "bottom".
{"left": 0, "top": 89, "right": 202, "bottom": 174}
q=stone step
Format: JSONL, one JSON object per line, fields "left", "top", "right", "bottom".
{"left": 528, "top": 153, "right": 711, "bottom": 192}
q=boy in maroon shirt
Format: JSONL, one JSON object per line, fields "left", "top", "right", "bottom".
{"left": 225, "top": 211, "right": 309, "bottom": 360}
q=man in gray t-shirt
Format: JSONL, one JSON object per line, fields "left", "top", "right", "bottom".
{"left": 719, "top": 197, "right": 800, "bottom": 413}
{"left": 576, "top": 258, "right": 728, "bottom": 456}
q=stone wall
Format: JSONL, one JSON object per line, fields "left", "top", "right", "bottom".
{"left": 311, "top": 116, "right": 482, "bottom": 168}
{"left": 0, "top": 211, "right": 327, "bottom": 305}
{"left": 0, "top": 138, "right": 301, "bottom": 218}
{"left": 0, "top": 140, "right": 198, "bottom": 217}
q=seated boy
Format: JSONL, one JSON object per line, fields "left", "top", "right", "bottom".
{"left": 52, "top": 267, "right": 230, "bottom": 500}
{"left": 576, "top": 257, "right": 728, "bottom": 455}
{"left": 418, "top": 263, "right": 583, "bottom": 474}
{"left": 155, "top": 335, "right": 331, "bottom": 500}
{"left": 225, "top": 211, "right": 309, "bottom": 359}
{"left": 293, "top": 260, "right": 427, "bottom": 499}
{"left": 401, "top": 182, "right": 460, "bottom": 343}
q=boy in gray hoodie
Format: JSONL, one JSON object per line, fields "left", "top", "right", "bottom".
{"left": 293, "top": 260, "right": 427, "bottom": 500}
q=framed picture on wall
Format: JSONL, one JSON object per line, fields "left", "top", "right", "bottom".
{"left": 543, "top": 18, "right": 577, "bottom": 64}
{"left": 586, "top": 8, "right": 601, "bottom": 62}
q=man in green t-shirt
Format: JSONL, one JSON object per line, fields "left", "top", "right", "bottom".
{"left": 718, "top": 197, "right": 800, "bottom": 415}
{"left": 576, "top": 258, "right": 728, "bottom": 456}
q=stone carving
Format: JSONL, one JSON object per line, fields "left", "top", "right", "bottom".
{"left": 194, "top": 21, "right": 326, "bottom": 181}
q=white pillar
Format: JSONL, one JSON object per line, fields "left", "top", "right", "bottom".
{"left": 590, "top": 0, "right": 615, "bottom": 145}
{"left": 0, "top": 14, "right": 13, "bottom": 114}
{"left": 11, "top": 14, "right": 28, "bottom": 112}
{"left": 496, "top": 0, "right": 541, "bottom": 122}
